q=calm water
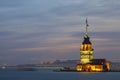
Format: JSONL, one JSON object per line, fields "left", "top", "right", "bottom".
{"left": 0, "top": 69, "right": 120, "bottom": 80}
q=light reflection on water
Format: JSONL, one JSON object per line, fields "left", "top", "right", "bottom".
{"left": 0, "top": 69, "right": 120, "bottom": 80}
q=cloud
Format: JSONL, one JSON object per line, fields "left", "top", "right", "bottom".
{"left": 49, "top": 0, "right": 120, "bottom": 18}
{"left": 1, "top": 0, "right": 120, "bottom": 33}
{"left": 70, "top": 31, "right": 120, "bottom": 40}
{"left": 9, "top": 44, "right": 79, "bottom": 53}
{"left": 0, "top": 0, "right": 120, "bottom": 65}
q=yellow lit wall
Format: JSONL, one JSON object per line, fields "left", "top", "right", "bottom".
{"left": 76, "top": 64, "right": 83, "bottom": 71}
{"left": 84, "top": 64, "right": 103, "bottom": 72}
{"left": 80, "top": 44, "right": 94, "bottom": 64}
{"left": 105, "top": 61, "right": 110, "bottom": 71}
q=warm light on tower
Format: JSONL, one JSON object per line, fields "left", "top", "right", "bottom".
{"left": 76, "top": 18, "right": 110, "bottom": 72}
{"left": 80, "top": 18, "right": 94, "bottom": 64}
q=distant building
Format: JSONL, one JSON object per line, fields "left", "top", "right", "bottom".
{"left": 76, "top": 18, "right": 110, "bottom": 72}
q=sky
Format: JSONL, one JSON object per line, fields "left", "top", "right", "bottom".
{"left": 0, "top": 0, "right": 120, "bottom": 65}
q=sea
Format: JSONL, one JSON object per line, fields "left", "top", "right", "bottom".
{"left": 0, "top": 69, "right": 120, "bottom": 80}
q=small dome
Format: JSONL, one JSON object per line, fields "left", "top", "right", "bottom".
{"left": 82, "top": 35, "right": 91, "bottom": 44}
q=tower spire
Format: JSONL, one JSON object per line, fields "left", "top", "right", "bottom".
{"left": 79, "top": 18, "right": 93, "bottom": 64}
{"left": 85, "top": 18, "right": 89, "bottom": 35}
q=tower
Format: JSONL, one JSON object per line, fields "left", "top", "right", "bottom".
{"left": 76, "top": 18, "right": 110, "bottom": 72}
{"left": 80, "top": 18, "right": 94, "bottom": 64}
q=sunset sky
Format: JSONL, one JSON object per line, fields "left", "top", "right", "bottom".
{"left": 0, "top": 0, "right": 120, "bottom": 65}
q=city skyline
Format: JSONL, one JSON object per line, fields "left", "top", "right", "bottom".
{"left": 0, "top": 0, "right": 120, "bottom": 65}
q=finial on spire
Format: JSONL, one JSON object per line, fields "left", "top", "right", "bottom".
{"left": 85, "top": 18, "right": 89, "bottom": 35}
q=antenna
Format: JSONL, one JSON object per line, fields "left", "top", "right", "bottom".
{"left": 85, "top": 18, "right": 89, "bottom": 35}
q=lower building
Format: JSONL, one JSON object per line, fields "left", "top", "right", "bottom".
{"left": 76, "top": 59, "right": 110, "bottom": 72}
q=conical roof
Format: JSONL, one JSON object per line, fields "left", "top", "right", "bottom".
{"left": 82, "top": 35, "right": 91, "bottom": 44}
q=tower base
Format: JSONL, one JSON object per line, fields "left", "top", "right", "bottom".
{"left": 76, "top": 59, "right": 110, "bottom": 72}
